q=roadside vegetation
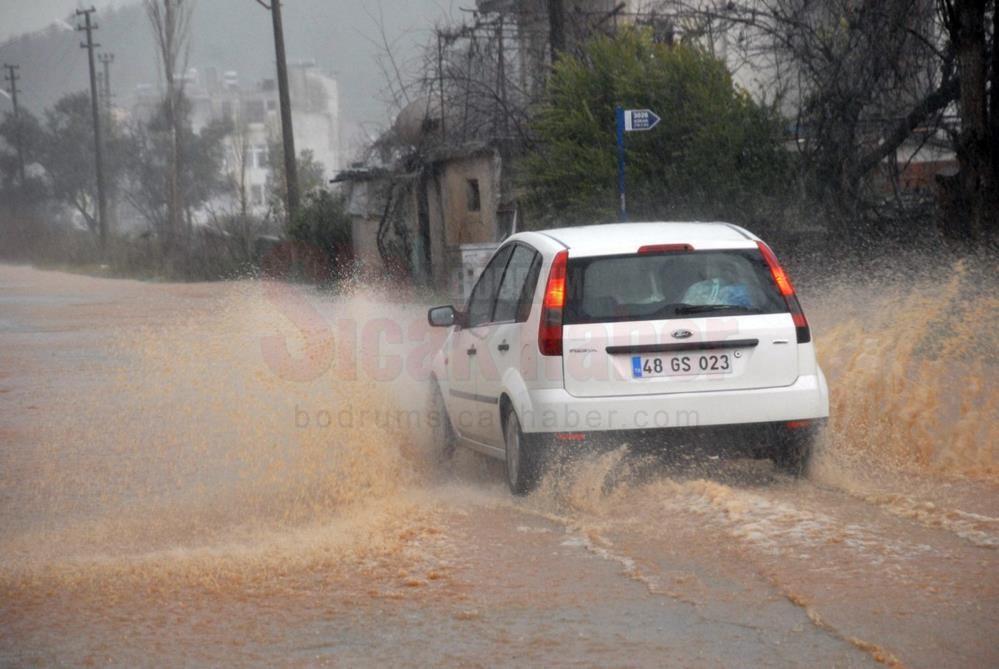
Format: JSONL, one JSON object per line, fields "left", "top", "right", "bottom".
{"left": 522, "top": 30, "right": 789, "bottom": 229}
{"left": 0, "top": 88, "right": 350, "bottom": 282}
{"left": 0, "top": 1, "right": 995, "bottom": 283}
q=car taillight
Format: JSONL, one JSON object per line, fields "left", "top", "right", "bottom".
{"left": 539, "top": 250, "right": 568, "bottom": 356}
{"left": 638, "top": 243, "right": 694, "bottom": 254}
{"left": 757, "top": 241, "right": 811, "bottom": 344}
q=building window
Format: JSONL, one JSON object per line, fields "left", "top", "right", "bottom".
{"left": 242, "top": 98, "right": 266, "bottom": 123}
{"left": 253, "top": 146, "right": 268, "bottom": 169}
{"left": 250, "top": 184, "right": 264, "bottom": 206}
{"left": 466, "top": 178, "right": 481, "bottom": 212}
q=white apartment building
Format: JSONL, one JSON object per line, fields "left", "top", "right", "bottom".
{"left": 132, "top": 62, "right": 341, "bottom": 224}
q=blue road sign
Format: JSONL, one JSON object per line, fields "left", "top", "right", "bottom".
{"left": 615, "top": 106, "right": 662, "bottom": 222}
{"left": 624, "top": 109, "right": 661, "bottom": 132}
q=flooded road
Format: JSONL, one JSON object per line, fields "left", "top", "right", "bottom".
{"left": 0, "top": 262, "right": 996, "bottom": 668}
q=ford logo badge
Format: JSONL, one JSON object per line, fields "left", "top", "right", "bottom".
{"left": 672, "top": 329, "right": 693, "bottom": 339}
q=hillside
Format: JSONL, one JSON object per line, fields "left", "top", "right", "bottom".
{"left": 0, "top": 0, "right": 450, "bottom": 146}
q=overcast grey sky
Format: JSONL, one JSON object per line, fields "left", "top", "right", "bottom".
{"left": 1, "top": 0, "right": 123, "bottom": 42}
{"left": 1, "top": 0, "right": 457, "bottom": 138}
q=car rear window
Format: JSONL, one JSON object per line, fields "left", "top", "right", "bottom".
{"left": 564, "top": 249, "right": 787, "bottom": 324}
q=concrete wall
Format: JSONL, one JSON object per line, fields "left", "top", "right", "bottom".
{"left": 427, "top": 150, "right": 504, "bottom": 289}
{"left": 349, "top": 148, "right": 505, "bottom": 288}
{"left": 347, "top": 177, "right": 423, "bottom": 278}
{"left": 351, "top": 215, "right": 382, "bottom": 270}
{"left": 440, "top": 153, "right": 501, "bottom": 246}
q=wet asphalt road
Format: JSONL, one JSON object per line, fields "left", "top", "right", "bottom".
{"left": 0, "top": 263, "right": 996, "bottom": 668}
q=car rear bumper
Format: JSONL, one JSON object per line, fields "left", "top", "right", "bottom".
{"left": 516, "top": 373, "right": 828, "bottom": 434}
{"left": 532, "top": 419, "right": 826, "bottom": 457}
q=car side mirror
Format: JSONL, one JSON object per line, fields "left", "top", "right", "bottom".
{"left": 428, "top": 305, "right": 459, "bottom": 328}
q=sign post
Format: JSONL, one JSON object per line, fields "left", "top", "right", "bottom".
{"left": 616, "top": 107, "right": 627, "bottom": 221}
{"left": 615, "top": 107, "right": 661, "bottom": 222}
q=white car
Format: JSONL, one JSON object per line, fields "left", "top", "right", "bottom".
{"left": 427, "top": 222, "right": 829, "bottom": 494}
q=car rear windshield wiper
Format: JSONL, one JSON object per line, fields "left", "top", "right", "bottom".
{"left": 675, "top": 304, "right": 762, "bottom": 315}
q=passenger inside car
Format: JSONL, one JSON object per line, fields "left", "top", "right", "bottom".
{"left": 680, "top": 256, "right": 753, "bottom": 307}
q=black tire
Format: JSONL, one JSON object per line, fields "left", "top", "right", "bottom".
{"left": 774, "top": 428, "right": 814, "bottom": 477}
{"left": 503, "top": 409, "right": 542, "bottom": 495}
{"left": 428, "top": 383, "right": 456, "bottom": 463}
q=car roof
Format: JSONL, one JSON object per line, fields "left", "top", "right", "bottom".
{"left": 513, "top": 222, "right": 760, "bottom": 258}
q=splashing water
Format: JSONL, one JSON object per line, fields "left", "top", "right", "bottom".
{"left": 0, "top": 278, "right": 447, "bottom": 606}
{"left": 514, "top": 254, "right": 999, "bottom": 557}
{"left": 810, "top": 257, "right": 997, "bottom": 480}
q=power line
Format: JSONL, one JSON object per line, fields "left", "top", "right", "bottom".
{"left": 77, "top": 7, "right": 108, "bottom": 258}
{"left": 2, "top": 63, "right": 25, "bottom": 184}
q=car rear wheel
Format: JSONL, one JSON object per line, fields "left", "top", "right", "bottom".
{"left": 428, "top": 384, "right": 456, "bottom": 463}
{"left": 504, "top": 410, "right": 540, "bottom": 495}
{"left": 774, "top": 428, "right": 814, "bottom": 477}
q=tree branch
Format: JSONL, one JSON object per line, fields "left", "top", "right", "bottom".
{"left": 853, "top": 74, "right": 960, "bottom": 179}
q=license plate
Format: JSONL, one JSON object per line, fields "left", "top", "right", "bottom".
{"left": 631, "top": 353, "right": 733, "bottom": 378}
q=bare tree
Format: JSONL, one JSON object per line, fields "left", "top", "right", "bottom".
{"left": 144, "top": 0, "right": 195, "bottom": 257}
{"left": 361, "top": 2, "right": 416, "bottom": 116}
{"left": 225, "top": 120, "right": 256, "bottom": 259}
{"left": 669, "top": 3, "right": 942, "bottom": 203}
{"left": 664, "top": 0, "right": 996, "bottom": 238}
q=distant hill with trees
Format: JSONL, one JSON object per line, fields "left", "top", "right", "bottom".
{"left": 0, "top": 0, "right": 450, "bottom": 144}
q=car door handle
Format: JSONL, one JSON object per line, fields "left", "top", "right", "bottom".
{"left": 467, "top": 346, "right": 477, "bottom": 356}
{"left": 497, "top": 342, "right": 510, "bottom": 352}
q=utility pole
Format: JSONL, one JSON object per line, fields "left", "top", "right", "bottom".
{"left": 437, "top": 30, "right": 447, "bottom": 143}
{"left": 257, "top": 0, "right": 299, "bottom": 224}
{"left": 77, "top": 7, "right": 108, "bottom": 258}
{"left": 437, "top": 30, "right": 450, "bottom": 143}
{"left": 98, "top": 52, "right": 116, "bottom": 235}
{"left": 3, "top": 64, "right": 25, "bottom": 185}
{"left": 496, "top": 17, "right": 508, "bottom": 137}
{"left": 99, "top": 52, "right": 115, "bottom": 117}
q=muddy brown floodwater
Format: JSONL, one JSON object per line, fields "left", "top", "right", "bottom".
{"left": 0, "top": 261, "right": 996, "bottom": 668}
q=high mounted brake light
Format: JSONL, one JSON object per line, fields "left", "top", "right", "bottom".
{"left": 757, "top": 241, "right": 811, "bottom": 344}
{"left": 539, "top": 250, "right": 568, "bottom": 356}
{"left": 638, "top": 243, "right": 694, "bottom": 254}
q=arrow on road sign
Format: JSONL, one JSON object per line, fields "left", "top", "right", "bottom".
{"left": 624, "top": 109, "right": 661, "bottom": 132}
{"left": 615, "top": 106, "right": 663, "bottom": 222}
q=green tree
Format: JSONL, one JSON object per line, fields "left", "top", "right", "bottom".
{"left": 122, "top": 96, "right": 230, "bottom": 242}
{"left": 37, "top": 92, "right": 127, "bottom": 236}
{"left": 0, "top": 108, "right": 46, "bottom": 203}
{"left": 267, "top": 143, "right": 325, "bottom": 223}
{"left": 286, "top": 188, "right": 353, "bottom": 283}
{"left": 521, "top": 29, "right": 789, "bottom": 227}
{"left": 0, "top": 109, "right": 48, "bottom": 256}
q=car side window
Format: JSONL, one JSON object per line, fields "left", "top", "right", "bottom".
{"left": 516, "top": 251, "right": 542, "bottom": 322}
{"left": 494, "top": 246, "right": 539, "bottom": 323}
{"left": 466, "top": 245, "right": 513, "bottom": 327}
